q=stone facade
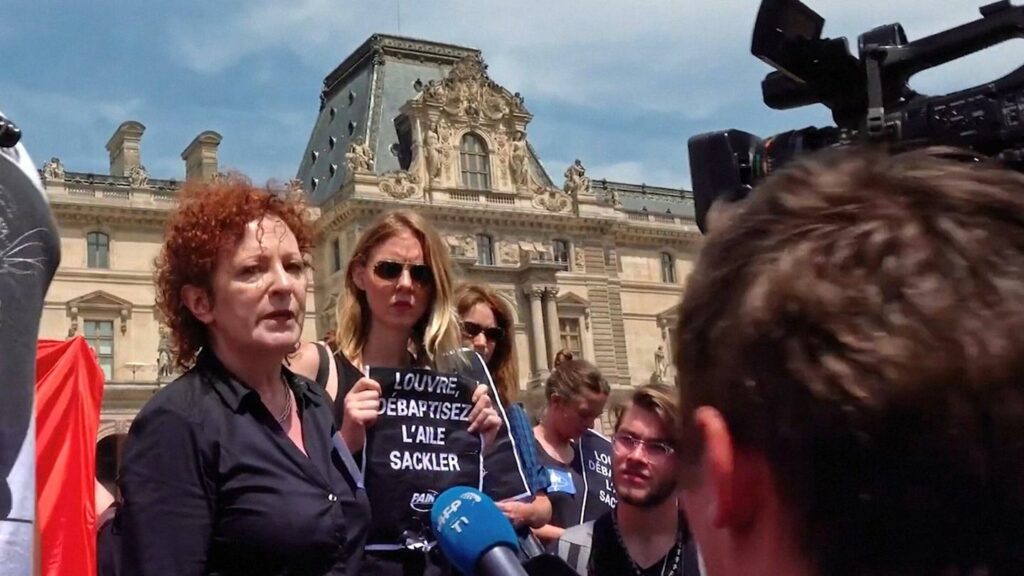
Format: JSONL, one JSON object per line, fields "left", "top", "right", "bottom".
{"left": 36, "top": 36, "right": 700, "bottom": 495}
{"left": 298, "top": 36, "right": 701, "bottom": 420}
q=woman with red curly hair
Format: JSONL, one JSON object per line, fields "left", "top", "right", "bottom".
{"left": 117, "top": 178, "right": 369, "bottom": 576}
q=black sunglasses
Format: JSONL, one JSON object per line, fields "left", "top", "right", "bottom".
{"left": 462, "top": 321, "right": 504, "bottom": 342}
{"left": 372, "top": 260, "right": 433, "bottom": 287}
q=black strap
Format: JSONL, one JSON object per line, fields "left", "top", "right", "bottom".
{"left": 313, "top": 342, "right": 330, "bottom": 389}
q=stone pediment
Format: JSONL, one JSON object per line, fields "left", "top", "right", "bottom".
{"left": 66, "top": 290, "right": 134, "bottom": 337}
{"left": 557, "top": 292, "right": 591, "bottom": 309}
{"left": 417, "top": 54, "right": 528, "bottom": 122}
{"left": 67, "top": 290, "right": 133, "bottom": 311}
{"left": 656, "top": 302, "right": 681, "bottom": 325}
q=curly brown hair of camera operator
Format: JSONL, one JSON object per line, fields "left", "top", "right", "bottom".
{"left": 154, "top": 178, "right": 314, "bottom": 370}
{"left": 675, "top": 147, "right": 1024, "bottom": 576}
{"left": 455, "top": 283, "right": 518, "bottom": 407}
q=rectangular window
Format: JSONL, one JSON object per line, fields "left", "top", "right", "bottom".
{"left": 477, "top": 235, "right": 494, "bottom": 266}
{"left": 661, "top": 252, "right": 676, "bottom": 283}
{"left": 553, "top": 239, "right": 569, "bottom": 265}
{"left": 559, "top": 317, "right": 582, "bottom": 359}
{"left": 85, "top": 320, "right": 114, "bottom": 380}
{"left": 87, "top": 232, "right": 110, "bottom": 269}
{"left": 332, "top": 238, "right": 342, "bottom": 272}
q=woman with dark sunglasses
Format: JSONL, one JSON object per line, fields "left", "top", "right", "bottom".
{"left": 455, "top": 283, "right": 553, "bottom": 534}
{"left": 290, "top": 210, "right": 500, "bottom": 576}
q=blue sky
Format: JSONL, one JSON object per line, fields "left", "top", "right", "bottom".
{"left": 3, "top": 0, "right": 1023, "bottom": 190}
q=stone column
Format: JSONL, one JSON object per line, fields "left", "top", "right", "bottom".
{"left": 525, "top": 287, "right": 547, "bottom": 379}
{"left": 543, "top": 286, "right": 561, "bottom": 368}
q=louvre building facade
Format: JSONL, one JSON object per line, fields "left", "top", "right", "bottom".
{"left": 36, "top": 35, "right": 701, "bottom": 498}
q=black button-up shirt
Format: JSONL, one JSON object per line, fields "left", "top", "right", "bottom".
{"left": 118, "top": 350, "right": 370, "bottom": 575}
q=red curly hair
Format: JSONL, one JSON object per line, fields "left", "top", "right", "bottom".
{"left": 155, "top": 177, "right": 314, "bottom": 369}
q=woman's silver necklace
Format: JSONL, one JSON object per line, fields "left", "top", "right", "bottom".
{"left": 612, "top": 512, "right": 683, "bottom": 576}
{"left": 275, "top": 375, "right": 292, "bottom": 424}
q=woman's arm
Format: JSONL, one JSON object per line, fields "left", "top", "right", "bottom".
{"left": 531, "top": 523, "right": 565, "bottom": 544}
{"left": 118, "top": 404, "right": 214, "bottom": 575}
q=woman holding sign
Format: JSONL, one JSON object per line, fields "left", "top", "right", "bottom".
{"left": 455, "top": 282, "right": 553, "bottom": 532}
{"left": 117, "top": 179, "right": 369, "bottom": 576}
{"left": 296, "top": 210, "right": 501, "bottom": 576}
{"left": 532, "top": 359, "right": 612, "bottom": 546}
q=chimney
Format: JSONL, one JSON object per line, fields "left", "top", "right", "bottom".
{"left": 105, "top": 121, "right": 146, "bottom": 177}
{"left": 181, "top": 131, "right": 223, "bottom": 181}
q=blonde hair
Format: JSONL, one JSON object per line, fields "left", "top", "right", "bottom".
{"left": 334, "top": 210, "right": 461, "bottom": 365}
{"left": 455, "top": 282, "right": 519, "bottom": 406}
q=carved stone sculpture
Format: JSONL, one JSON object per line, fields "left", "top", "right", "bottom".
{"left": 563, "top": 159, "right": 590, "bottom": 197}
{"left": 345, "top": 140, "right": 375, "bottom": 173}
{"left": 42, "top": 157, "right": 65, "bottom": 181}
{"left": 574, "top": 245, "right": 586, "bottom": 271}
{"left": 128, "top": 164, "right": 149, "bottom": 189}
{"left": 157, "top": 325, "right": 173, "bottom": 379}
{"left": 499, "top": 241, "right": 520, "bottom": 265}
{"left": 378, "top": 170, "right": 420, "bottom": 200}
{"left": 652, "top": 345, "right": 667, "bottom": 384}
{"left": 510, "top": 132, "right": 530, "bottom": 189}
{"left": 425, "top": 128, "right": 444, "bottom": 182}
{"left": 532, "top": 187, "right": 571, "bottom": 213}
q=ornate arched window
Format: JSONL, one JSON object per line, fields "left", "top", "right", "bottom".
{"left": 459, "top": 133, "right": 491, "bottom": 190}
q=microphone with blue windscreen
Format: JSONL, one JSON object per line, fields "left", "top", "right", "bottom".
{"left": 431, "top": 486, "right": 526, "bottom": 576}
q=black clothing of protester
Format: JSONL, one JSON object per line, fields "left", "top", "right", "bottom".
{"left": 333, "top": 352, "right": 451, "bottom": 576}
{"left": 118, "top": 349, "right": 370, "bottom": 576}
{"left": 0, "top": 129, "right": 60, "bottom": 551}
{"left": 588, "top": 512, "right": 700, "bottom": 576}
{"left": 535, "top": 440, "right": 587, "bottom": 530}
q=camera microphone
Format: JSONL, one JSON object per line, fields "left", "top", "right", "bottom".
{"left": 431, "top": 486, "right": 527, "bottom": 576}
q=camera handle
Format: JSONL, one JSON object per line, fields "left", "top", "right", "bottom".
{"left": 875, "top": 1, "right": 1024, "bottom": 91}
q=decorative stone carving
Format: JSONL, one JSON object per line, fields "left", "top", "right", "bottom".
{"left": 461, "top": 235, "right": 477, "bottom": 259}
{"left": 285, "top": 178, "right": 304, "bottom": 196}
{"left": 605, "top": 187, "right": 622, "bottom": 207}
{"left": 157, "top": 325, "right": 173, "bottom": 379}
{"left": 345, "top": 139, "right": 375, "bottom": 173}
{"left": 532, "top": 187, "right": 571, "bottom": 213}
{"left": 42, "top": 157, "right": 65, "bottom": 181}
{"left": 499, "top": 241, "right": 520, "bottom": 265}
{"left": 651, "top": 345, "right": 668, "bottom": 384}
{"left": 574, "top": 245, "right": 586, "bottom": 272}
{"left": 128, "top": 164, "right": 149, "bottom": 189}
{"left": 563, "top": 159, "right": 590, "bottom": 197}
{"left": 378, "top": 170, "right": 420, "bottom": 200}
{"left": 510, "top": 131, "right": 530, "bottom": 189}
{"left": 419, "top": 54, "right": 522, "bottom": 121}
{"left": 424, "top": 125, "right": 445, "bottom": 182}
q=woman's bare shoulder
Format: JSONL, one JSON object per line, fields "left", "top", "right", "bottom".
{"left": 287, "top": 341, "right": 322, "bottom": 381}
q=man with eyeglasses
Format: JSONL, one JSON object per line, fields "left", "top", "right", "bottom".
{"left": 556, "top": 385, "right": 701, "bottom": 576}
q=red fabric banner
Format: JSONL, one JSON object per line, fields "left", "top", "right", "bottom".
{"left": 36, "top": 337, "right": 105, "bottom": 576}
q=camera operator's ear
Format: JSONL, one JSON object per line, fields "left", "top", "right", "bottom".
{"left": 703, "top": 200, "right": 746, "bottom": 235}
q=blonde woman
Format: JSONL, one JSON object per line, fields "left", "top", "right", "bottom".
{"left": 291, "top": 210, "right": 500, "bottom": 576}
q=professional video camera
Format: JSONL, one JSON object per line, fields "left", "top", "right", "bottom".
{"left": 688, "top": 0, "right": 1024, "bottom": 232}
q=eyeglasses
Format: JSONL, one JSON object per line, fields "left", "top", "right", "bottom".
{"left": 612, "top": 432, "right": 675, "bottom": 461}
{"left": 462, "top": 321, "right": 504, "bottom": 342}
{"left": 372, "top": 260, "right": 433, "bottom": 287}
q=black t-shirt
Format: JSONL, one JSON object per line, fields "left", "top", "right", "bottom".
{"left": 118, "top": 351, "right": 370, "bottom": 575}
{"left": 589, "top": 512, "right": 700, "bottom": 576}
{"left": 333, "top": 352, "right": 451, "bottom": 576}
{"left": 535, "top": 439, "right": 587, "bottom": 530}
